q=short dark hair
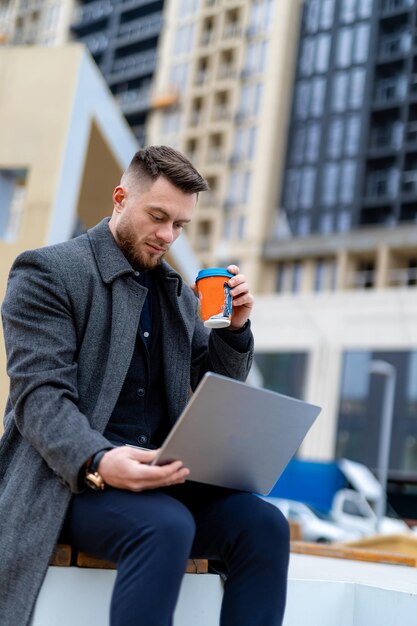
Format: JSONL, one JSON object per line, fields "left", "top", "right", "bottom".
{"left": 125, "top": 145, "right": 209, "bottom": 194}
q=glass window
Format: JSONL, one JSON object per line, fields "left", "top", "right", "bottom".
{"left": 349, "top": 68, "right": 365, "bottom": 109}
{"left": 299, "top": 167, "right": 316, "bottom": 209}
{"left": 173, "top": 24, "right": 195, "bottom": 55}
{"left": 318, "top": 212, "right": 333, "bottom": 234}
{"left": 358, "top": 0, "right": 373, "bottom": 19}
{"left": 336, "top": 27, "right": 353, "bottom": 68}
{"left": 353, "top": 23, "right": 370, "bottom": 64}
{"left": 407, "top": 352, "right": 417, "bottom": 402}
{"left": 332, "top": 72, "right": 348, "bottom": 112}
{"left": 340, "top": 0, "right": 356, "bottom": 24}
{"left": 305, "top": 122, "right": 321, "bottom": 162}
{"left": 310, "top": 77, "right": 325, "bottom": 116}
{"left": 320, "top": 0, "right": 335, "bottom": 29}
{"left": 0, "top": 168, "right": 27, "bottom": 242}
{"left": 322, "top": 162, "right": 339, "bottom": 206}
{"left": 295, "top": 81, "right": 310, "bottom": 120}
{"left": 170, "top": 62, "right": 189, "bottom": 90}
{"left": 345, "top": 115, "right": 361, "bottom": 155}
{"left": 179, "top": 0, "right": 200, "bottom": 17}
{"left": 305, "top": 0, "right": 320, "bottom": 33}
{"left": 327, "top": 118, "right": 344, "bottom": 157}
{"left": 337, "top": 209, "right": 352, "bottom": 232}
{"left": 242, "top": 171, "right": 252, "bottom": 204}
{"left": 284, "top": 170, "right": 300, "bottom": 210}
{"left": 297, "top": 215, "right": 311, "bottom": 236}
{"left": 341, "top": 352, "right": 371, "bottom": 400}
{"left": 339, "top": 160, "right": 356, "bottom": 203}
{"left": 315, "top": 34, "right": 331, "bottom": 73}
{"left": 314, "top": 259, "right": 325, "bottom": 291}
{"left": 255, "top": 352, "right": 308, "bottom": 398}
{"left": 300, "top": 38, "right": 315, "bottom": 77}
{"left": 291, "top": 127, "right": 305, "bottom": 164}
{"left": 292, "top": 261, "right": 303, "bottom": 293}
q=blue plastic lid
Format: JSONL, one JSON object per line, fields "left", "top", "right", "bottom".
{"left": 196, "top": 268, "right": 233, "bottom": 281}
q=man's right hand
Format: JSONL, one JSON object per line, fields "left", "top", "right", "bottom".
{"left": 97, "top": 446, "right": 189, "bottom": 491}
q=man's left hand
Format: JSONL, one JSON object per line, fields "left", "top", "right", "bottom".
{"left": 226, "top": 265, "right": 254, "bottom": 331}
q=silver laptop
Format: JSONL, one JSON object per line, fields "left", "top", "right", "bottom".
{"left": 152, "top": 372, "right": 321, "bottom": 495}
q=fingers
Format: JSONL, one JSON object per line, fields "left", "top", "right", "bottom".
{"left": 226, "top": 266, "right": 254, "bottom": 309}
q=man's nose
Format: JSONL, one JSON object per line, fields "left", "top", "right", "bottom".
{"left": 156, "top": 223, "right": 174, "bottom": 244}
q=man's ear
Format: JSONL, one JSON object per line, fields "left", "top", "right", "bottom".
{"left": 113, "top": 186, "right": 125, "bottom": 212}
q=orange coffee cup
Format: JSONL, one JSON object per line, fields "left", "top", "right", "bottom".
{"left": 195, "top": 268, "right": 233, "bottom": 329}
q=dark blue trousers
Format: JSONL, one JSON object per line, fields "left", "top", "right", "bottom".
{"left": 64, "top": 482, "right": 289, "bottom": 626}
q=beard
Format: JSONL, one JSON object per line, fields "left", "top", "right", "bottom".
{"left": 115, "top": 220, "right": 166, "bottom": 271}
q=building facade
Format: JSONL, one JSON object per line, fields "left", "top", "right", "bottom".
{"left": 71, "top": 0, "right": 164, "bottom": 145}
{"left": 148, "top": 0, "right": 417, "bottom": 477}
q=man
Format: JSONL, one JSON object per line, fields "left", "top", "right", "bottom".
{"left": 0, "top": 146, "right": 289, "bottom": 626}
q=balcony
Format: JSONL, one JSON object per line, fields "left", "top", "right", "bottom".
{"left": 381, "top": 0, "right": 414, "bottom": 15}
{"left": 116, "top": 13, "right": 162, "bottom": 45}
{"left": 217, "top": 63, "right": 237, "bottom": 81}
{"left": 72, "top": 0, "right": 112, "bottom": 29}
{"left": 114, "top": 86, "right": 151, "bottom": 115}
{"left": 378, "top": 32, "right": 411, "bottom": 60}
{"left": 387, "top": 266, "right": 417, "bottom": 287}
{"left": 369, "top": 122, "right": 403, "bottom": 153}
{"left": 79, "top": 33, "right": 108, "bottom": 55}
{"left": 365, "top": 169, "right": 399, "bottom": 201}
{"left": 223, "top": 22, "right": 242, "bottom": 40}
{"left": 374, "top": 76, "right": 407, "bottom": 106}
{"left": 107, "top": 50, "right": 157, "bottom": 83}
{"left": 402, "top": 170, "right": 417, "bottom": 195}
{"left": 405, "top": 120, "right": 417, "bottom": 143}
{"left": 212, "top": 105, "right": 231, "bottom": 123}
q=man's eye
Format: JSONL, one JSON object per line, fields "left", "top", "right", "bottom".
{"left": 175, "top": 223, "right": 185, "bottom": 230}
{"left": 151, "top": 215, "right": 163, "bottom": 222}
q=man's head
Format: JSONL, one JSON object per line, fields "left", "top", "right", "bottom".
{"left": 109, "top": 146, "right": 209, "bottom": 271}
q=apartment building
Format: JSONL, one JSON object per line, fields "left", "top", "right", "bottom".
{"left": 71, "top": 0, "right": 164, "bottom": 144}
{"left": 0, "top": 0, "right": 74, "bottom": 45}
{"left": 147, "top": 0, "right": 302, "bottom": 289}
{"left": 148, "top": 0, "right": 417, "bottom": 478}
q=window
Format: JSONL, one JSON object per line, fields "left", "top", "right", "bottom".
{"left": 310, "top": 77, "right": 326, "bottom": 117}
{"left": 332, "top": 72, "right": 349, "bottom": 112}
{"left": 358, "top": 0, "right": 373, "bottom": 19}
{"left": 320, "top": 0, "right": 335, "bottom": 29}
{"left": 322, "top": 163, "right": 339, "bottom": 206}
{"left": 340, "top": 0, "right": 356, "bottom": 23}
{"left": 295, "top": 81, "right": 310, "bottom": 120}
{"left": 327, "top": 118, "right": 344, "bottom": 157}
{"left": 349, "top": 68, "right": 365, "bottom": 108}
{"left": 173, "top": 24, "right": 195, "bottom": 55}
{"left": 299, "top": 38, "right": 315, "bottom": 77}
{"left": 345, "top": 115, "right": 361, "bottom": 155}
{"left": 291, "top": 127, "right": 305, "bottom": 164}
{"left": 305, "top": 122, "right": 321, "bottom": 162}
{"left": 341, "top": 352, "right": 371, "bottom": 400}
{"left": 319, "top": 212, "right": 333, "bottom": 234}
{"left": 299, "top": 167, "right": 316, "bottom": 209}
{"left": 407, "top": 353, "right": 417, "bottom": 401}
{"left": 336, "top": 28, "right": 353, "bottom": 68}
{"left": 292, "top": 262, "right": 303, "bottom": 293}
{"left": 170, "top": 62, "right": 189, "bottom": 90}
{"left": 315, "top": 34, "right": 331, "bottom": 73}
{"left": 339, "top": 160, "right": 356, "bottom": 203}
{"left": 0, "top": 168, "right": 27, "bottom": 242}
{"left": 353, "top": 23, "right": 370, "bottom": 64}
{"left": 305, "top": 0, "right": 320, "bottom": 33}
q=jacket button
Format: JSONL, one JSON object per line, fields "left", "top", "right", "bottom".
{"left": 138, "top": 435, "right": 148, "bottom": 445}
{"left": 137, "top": 388, "right": 145, "bottom": 397}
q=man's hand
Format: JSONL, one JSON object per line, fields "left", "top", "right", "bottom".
{"left": 226, "top": 265, "right": 254, "bottom": 331}
{"left": 97, "top": 446, "right": 189, "bottom": 492}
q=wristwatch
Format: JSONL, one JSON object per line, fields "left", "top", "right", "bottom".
{"left": 84, "top": 449, "right": 108, "bottom": 490}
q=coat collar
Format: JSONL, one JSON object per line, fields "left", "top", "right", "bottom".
{"left": 87, "top": 218, "right": 183, "bottom": 294}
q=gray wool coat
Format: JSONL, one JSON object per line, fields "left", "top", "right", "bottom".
{"left": 0, "top": 218, "right": 254, "bottom": 626}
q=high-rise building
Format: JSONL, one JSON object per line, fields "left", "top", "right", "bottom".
{"left": 71, "top": 0, "right": 164, "bottom": 144}
{"left": 147, "top": 0, "right": 302, "bottom": 290}
{"left": 149, "top": 0, "right": 417, "bottom": 480}
{"left": 0, "top": 0, "right": 75, "bottom": 46}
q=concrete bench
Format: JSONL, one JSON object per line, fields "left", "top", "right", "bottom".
{"left": 30, "top": 546, "right": 221, "bottom": 626}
